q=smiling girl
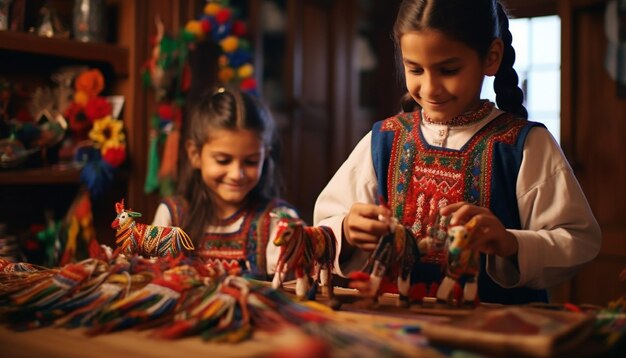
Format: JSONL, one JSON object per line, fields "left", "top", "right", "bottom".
{"left": 314, "top": 0, "right": 601, "bottom": 304}
{"left": 152, "top": 87, "right": 299, "bottom": 279}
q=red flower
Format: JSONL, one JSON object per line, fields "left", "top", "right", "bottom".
{"left": 65, "top": 102, "right": 91, "bottom": 139}
{"left": 102, "top": 145, "right": 126, "bottom": 167}
{"left": 85, "top": 96, "right": 112, "bottom": 121}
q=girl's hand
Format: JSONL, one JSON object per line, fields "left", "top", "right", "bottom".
{"left": 342, "top": 203, "right": 392, "bottom": 251}
{"left": 440, "top": 202, "right": 518, "bottom": 258}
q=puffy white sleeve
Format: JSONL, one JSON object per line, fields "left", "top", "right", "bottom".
{"left": 265, "top": 205, "right": 301, "bottom": 275}
{"left": 313, "top": 132, "right": 379, "bottom": 277}
{"left": 486, "top": 126, "right": 602, "bottom": 289}
{"left": 151, "top": 203, "right": 173, "bottom": 226}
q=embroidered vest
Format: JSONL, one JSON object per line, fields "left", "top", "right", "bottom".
{"left": 371, "top": 111, "right": 548, "bottom": 304}
{"left": 161, "top": 196, "right": 296, "bottom": 279}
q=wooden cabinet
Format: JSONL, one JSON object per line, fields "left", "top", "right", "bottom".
{"left": 0, "top": 0, "right": 150, "bottom": 252}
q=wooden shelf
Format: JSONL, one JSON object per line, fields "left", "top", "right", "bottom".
{"left": 0, "top": 31, "right": 129, "bottom": 76}
{"left": 0, "top": 166, "right": 81, "bottom": 185}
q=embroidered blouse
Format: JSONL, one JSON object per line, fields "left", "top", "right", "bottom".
{"left": 152, "top": 197, "right": 299, "bottom": 278}
{"left": 313, "top": 106, "right": 601, "bottom": 303}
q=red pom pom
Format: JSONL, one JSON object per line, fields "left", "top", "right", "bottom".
{"left": 215, "top": 8, "right": 232, "bottom": 24}
{"left": 157, "top": 103, "right": 174, "bottom": 120}
{"left": 232, "top": 21, "right": 247, "bottom": 36}
{"left": 240, "top": 77, "right": 257, "bottom": 92}
{"left": 201, "top": 18, "right": 211, "bottom": 33}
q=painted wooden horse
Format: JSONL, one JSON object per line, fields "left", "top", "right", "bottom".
{"left": 435, "top": 219, "right": 480, "bottom": 306}
{"left": 111, "top": 199, "right": 194, "bottom": 257}
{"left": 365, "top": 216, "right": 421, "bottom": 307}
{"left": 270, "top": 214, "right": 337, "bottom": 300}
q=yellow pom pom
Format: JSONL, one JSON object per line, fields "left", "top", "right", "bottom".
{"left": 204, "top": 3, "right": 221, "bottom": 16}
{"left": 74, "top": 91, "right": 89, "bottom": 106}
{"left": 218, "top": 68, "right": 235, "bottom": 83}
{"left": 185, "top": 20, "right": 204, "bottom": 40}
{"left": 237, "top": 64, "right": 254, "bottom": 79}
{"left": 220, "top": 36, "right": 238, "bottom": 53}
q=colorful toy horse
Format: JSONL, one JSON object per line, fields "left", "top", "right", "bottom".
{"left": 270, "top": 214, "right": 337, "bottom": 300}
{"left": 365, "top": 217, "right": 421, "bottom": 307}
{"left": 111, "top": 199, "right": 194, "bottom": 257}
{"left": 435, "top": 219, "right": 480, "bottom": 306}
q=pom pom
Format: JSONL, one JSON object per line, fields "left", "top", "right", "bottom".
{"left": 204, "top": 3, "right": 221, "bottom": 16}
{"left": 200, "top": 18, "right": 212, "bottom": 34}
{"left": 240, "top": 77, "right": 257, "bottom": 92}
{"left": 237, "top": 64, "right": 254, "bottom": 79}
{"left": 157, "top": 103, "right": 175, "bottom": 120}
{"left": 232, "top": 21, "right": 247, "bottom": 37}
{"left": 184, "top": 20, "right": 204, "bottom": 40}
{"left": 215, "top": 8, "right": 232, "bottom": 24}
{"left": 220, "top": 36, "right": 238, "bottom": 53}
{"left": 218, "top": 68, "right": 235, "bottom": 83}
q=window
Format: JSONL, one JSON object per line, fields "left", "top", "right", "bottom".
{"left": 482, "top": 15, "right": 561, "bottom": 142}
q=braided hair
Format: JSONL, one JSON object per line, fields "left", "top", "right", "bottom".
{"left": 393, "top": 0, "right": 527, "bottom": 118}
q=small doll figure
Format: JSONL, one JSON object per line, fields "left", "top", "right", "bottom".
{"left": 436, "top": 219, "right": 481, "bottom": 306}
{"left": 111, "top": 199, "right": 194, "bottom": 257}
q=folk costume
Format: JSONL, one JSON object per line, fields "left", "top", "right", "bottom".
{"left": 153, "top": 196, "right": 299, "bottom": 279}
{"left": 314, "top": 101, "right": 601, "bottom": 304}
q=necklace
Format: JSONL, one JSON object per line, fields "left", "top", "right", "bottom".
{"left": 423, "top": 100, "right": 494, "bottom": 127}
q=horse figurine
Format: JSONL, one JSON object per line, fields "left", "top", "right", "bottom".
{"left": 435, "top": 219, "right": 480, "bottom": 306}
{"left": 111, "top": 199, "right": 194, "bottom": 257}
{"left": 363, "top": 216, "right": 421, "bottom": 307}
{"left": 270, "top": 214, "right": 337, "bottom": 301}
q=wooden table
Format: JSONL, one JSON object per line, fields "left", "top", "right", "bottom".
{"left": 0, "top": 304, "right": 447, "bottom": 358}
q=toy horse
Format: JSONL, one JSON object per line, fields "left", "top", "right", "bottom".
{"left": 435, "top": 219, "right": 480, "bottom": 306}
{"left": 111, "top": 199, "right": 194, "bottom": 257}
{"left": 270, "top": 214, "right": 337, "bottom": 300}
{"left": 365, "top": 216, "right": 421, "bottom": 307}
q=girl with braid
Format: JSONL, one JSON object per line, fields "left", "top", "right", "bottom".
{"left": 314, "top": 0, "right": 601, "bottom": 304}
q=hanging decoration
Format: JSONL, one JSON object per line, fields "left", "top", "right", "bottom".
{"left": 142, "top": 0, "right": 257, "bottom": 196}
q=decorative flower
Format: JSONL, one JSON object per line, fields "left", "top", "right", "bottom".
{"left": 102, "top": 146, "right": 126, "bottom": 168}
{"left": 89, "top": 115, "right": 125, "bottom": 152}
{"left": 85, "top": 96, "right": 113, "bottom": 121}
{"left": 75, "top": 69, "right": 105, "bottom": 98}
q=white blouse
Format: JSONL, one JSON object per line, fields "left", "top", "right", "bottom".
{"left": 313, "top": 109, "right": 602, "bottom": 290}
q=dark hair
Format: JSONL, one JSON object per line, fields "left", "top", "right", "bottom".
{"left": 394, "top": 0, "right": 528, "bottom": 118}
{"left": 177, "top": 86, "right": 283, "bottom": 242}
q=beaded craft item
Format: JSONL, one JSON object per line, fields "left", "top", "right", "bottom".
{"left": 270, "top": 213, "right": 337, "bottom": 301}
{"left": 111, "top": 199, "right": 194, "bottom": 257}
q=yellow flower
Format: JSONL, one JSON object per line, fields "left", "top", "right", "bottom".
{"left": 89, "top": 116, "right": 125, "bottom": 151}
